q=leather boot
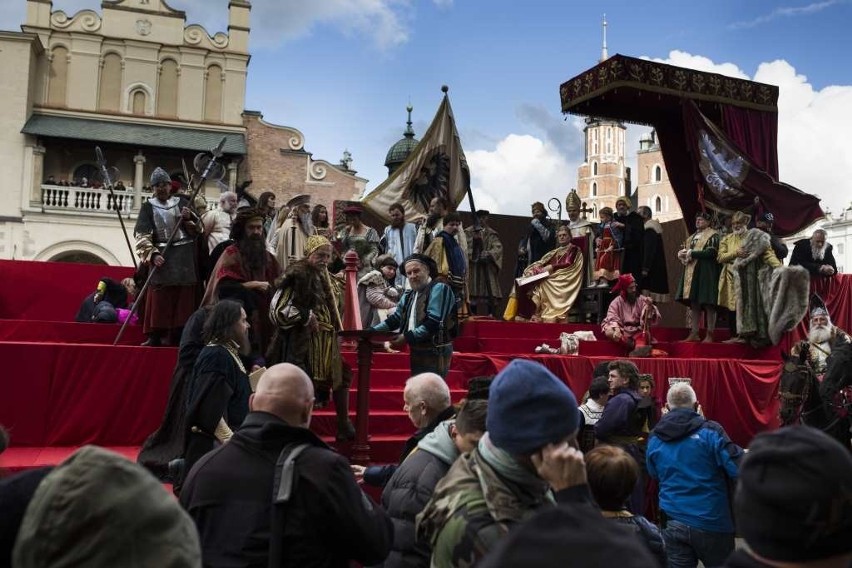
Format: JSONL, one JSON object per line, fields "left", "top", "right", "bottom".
{"left": 333, "top": 387, "right": 355, "bottom": 442}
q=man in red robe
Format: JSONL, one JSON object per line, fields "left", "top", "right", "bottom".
{"left": 203, "top": 208, "right": 280, "bottom": 361}
{"left": 602, "top": 273, "right": 660, "bottom": 355}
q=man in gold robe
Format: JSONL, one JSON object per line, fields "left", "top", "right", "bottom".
{"left": 505, "top": 225, "right": 584, "bottom": 323}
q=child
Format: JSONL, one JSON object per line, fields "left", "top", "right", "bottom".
{"left": 593, "top": 207, "right": 622, "bottom": 287}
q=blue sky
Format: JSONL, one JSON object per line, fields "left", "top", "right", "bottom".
{"left": 6, "top": 0, "right": 852, "bottom": 217}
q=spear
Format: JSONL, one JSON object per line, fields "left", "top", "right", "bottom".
{"left": 95, "top": 146, "right": 137, "bottom": 270}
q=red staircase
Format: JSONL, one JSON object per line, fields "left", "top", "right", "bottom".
{"left": 3, "top": 259, "right": 851, "bottom": 474}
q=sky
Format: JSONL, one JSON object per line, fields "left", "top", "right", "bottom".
{"left": 3, "top": 0, "right": 852, "bottom": 218}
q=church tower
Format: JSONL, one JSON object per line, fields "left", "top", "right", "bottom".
{"left": 576, "top": 16, "right": 631, "bottom": 218}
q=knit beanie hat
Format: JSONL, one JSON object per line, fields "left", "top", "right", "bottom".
{"left": 734, "top": 425, "right": 852, "bottom": 562}
{"left": 13, "top": 445, "right": 201, "bottom": 567}
{"left": 486, "top": 359, "right": 579, "bottom": 455}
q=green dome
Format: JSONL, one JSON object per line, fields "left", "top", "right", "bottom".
{"left": 385, "top": 105, "right": 419, "bottom": 174}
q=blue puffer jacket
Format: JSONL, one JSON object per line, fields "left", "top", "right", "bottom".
{"left": 646, "top": 408, "right": 744, "bottom": 533}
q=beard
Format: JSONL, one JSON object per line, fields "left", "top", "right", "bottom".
{"left": 734, "top": 226, "right": 746, "bottom": 236}
{"left": 625, "top": 291, "right": 638, "bottom": 304}
{"left": 238, "top": 234, "right": 267, "bottom": 276}
{"left": 298, "top": 212, "right": 315, "bottom": 237}
{"left": 809, "top": 324, "right": 833, "bottom": 344}
{"left": 811, "top": 245, "right": 825, "bottom": 260}
{"left": 391, "top": 217, "right": 405, "bottom": 229}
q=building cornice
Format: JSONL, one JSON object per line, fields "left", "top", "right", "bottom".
{"left": 32, "top": 107, "right": 246, "bottom": 133}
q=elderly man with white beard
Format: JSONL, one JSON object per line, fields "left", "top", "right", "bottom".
{"left": 791, "top": 303, "right": 851, "bottom": 377}
{"left": 790, "top": 229, "right": 838, "bottom": 279}
{"left": 274, "top": 194, "right": 316, "bottom": 274}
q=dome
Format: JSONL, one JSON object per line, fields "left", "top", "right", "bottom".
{"left": 385, "top": 105, "right": 419, "bottom": 175}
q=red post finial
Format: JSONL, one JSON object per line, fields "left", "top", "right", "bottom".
{"left": 342, "top": 249, "right": 362, "bottom": 331}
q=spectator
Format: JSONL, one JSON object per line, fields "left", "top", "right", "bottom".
{"left": 595, "top": 359, "right": 650, "bottom": 514}
{"left": 11, "top": 446, "right": 200, "bottom": 567}
{"left": 637, "top": 374, "right": 660, "bottom": 431}
{"left": 180, "top": 363, "right": 392, "bottom": 567}
{"left": 578, "top": 375, "right": 610, "bottom": 452}
{"left": 585, "top": 445, "right": 666, "bottom": 566}
{"left": 646, "top": 382, "right": 743, "bottom": 568}
{"left": 417, "top": 359, "right": 586, "bottom": 565}
{"left": 789, "top": 229, "right": 837, "bottom": 278}
{"left": 353, "top": 373, "right": 454, "bottom": 488}
{"left": 723, "top": 425, "right": 852, "bottom": 568}
{"left": 380, "top": 399, "right": 488, "bottom": 568}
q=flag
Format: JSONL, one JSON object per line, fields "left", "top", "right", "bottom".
{"left": 363, "top": 93, "right": 471, "bottom": 224}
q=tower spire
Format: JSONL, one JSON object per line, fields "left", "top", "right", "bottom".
{"left": 404, "top": 103, "right": 414, "bottom": 138}
{"left": 600, "top": 14, "right": 608, "bottom": 63}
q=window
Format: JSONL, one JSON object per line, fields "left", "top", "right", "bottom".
{"left": 98, "top": 53, "right": 122, "bottom": 112}
{"left": 204, "top": 64, "right": 223, "bottom": 122}
{"left": 48, "top": 46, "right": 69, "bottom": 107}
{"left": 592, "top": 161, "right": 598, "bottom": 176}
{"left": 157, "top": 59, "right": 179, "bottom": 117}
{"left": 655, "top": 196, "right": 662, "bottom": 213}
{"left": 591, "top": 182, "right": 597, "bottom": 197}
{"left": 132, "top": 90, "right": 146, "bottom": 115}
{"left": 653, "top": 165, "right": 662, "bottom": 183}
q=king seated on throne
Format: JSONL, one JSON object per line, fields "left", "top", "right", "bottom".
{"left": 503, "top": 225, "right": 584, "bottom": 323}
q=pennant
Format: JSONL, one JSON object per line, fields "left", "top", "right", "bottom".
{"left": 363, "top": 94, "right": 471, "bottom": 224}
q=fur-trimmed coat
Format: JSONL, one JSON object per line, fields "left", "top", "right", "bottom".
{"left": 732, "top": 229, "right": 809, "bottom": 346}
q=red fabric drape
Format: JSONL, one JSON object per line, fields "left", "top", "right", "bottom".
{"left": 681, "top": 102, "right": 823, "bottom": 237}
{"left": 721, "top": 106, "right": 779, "bottom": 180}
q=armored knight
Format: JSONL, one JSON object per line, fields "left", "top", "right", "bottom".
{"left": 134, "top": 167, "right": 202, "bottom": 346}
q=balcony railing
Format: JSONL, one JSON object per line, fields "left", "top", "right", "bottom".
{"left": 39, "top": 185, "right": 219, "bottom": 215}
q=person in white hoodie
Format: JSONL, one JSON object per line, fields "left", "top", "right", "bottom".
{"left": 379, "top": 399, "right": 487, "bottom": 568}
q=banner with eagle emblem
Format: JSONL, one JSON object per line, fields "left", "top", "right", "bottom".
{"left": 363, "top": 92, "right": 471, "bottom": 224}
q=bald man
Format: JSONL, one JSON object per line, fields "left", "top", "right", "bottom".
{"left": 355, "top": 372, "right": 455, "bottom": 488}
{"left": 180, "top": 363, "right": 392, "bottom": 567}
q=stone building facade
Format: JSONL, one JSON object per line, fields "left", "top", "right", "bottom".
{"left": 635, "top": 130, "right": 683, "bottom": 223}
{"left": 0, "top": 0, "right": 365, "bottom": 266}
{"left": 239, "top": 111, "right": 365, "bottom": 215}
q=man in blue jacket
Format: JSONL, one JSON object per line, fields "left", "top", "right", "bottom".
{"left": 646, "top": 382, "right": 744, "bottom": 568}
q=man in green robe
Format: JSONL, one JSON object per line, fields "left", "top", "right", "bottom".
{"left": 676, "top": 212, "right": 721, "bottom": 343}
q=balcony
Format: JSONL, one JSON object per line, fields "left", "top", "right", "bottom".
{"left": 38, "top": 184, "right": 219, "bottom": 216}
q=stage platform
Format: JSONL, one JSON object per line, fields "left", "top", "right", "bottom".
{"left": 1, "top": 259, "right": 850, "bottom": 473}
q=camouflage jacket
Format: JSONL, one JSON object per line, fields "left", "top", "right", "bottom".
{"left": 416, "top": 447, "right": 551, "bottom": 567}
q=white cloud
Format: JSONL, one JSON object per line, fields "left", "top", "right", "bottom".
{"left": 728, "top": 0, "right": 846, "bottom": 30}
{"left": 464, "top": 134, "right": 577, "bottom": 217}
{"left": 647, "top": 51, "right": 852, "bottom": 215}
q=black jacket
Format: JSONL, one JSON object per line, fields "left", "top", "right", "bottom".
{"left": 379, "top": 421, "right": 458, "bottom": 568}
{"left": 789, "top": 238, "right": 837, "bottom": 276}
{"left": 363, "top": 406, "right": 456, "bottom": 488}
{"left": 180, "top": 412, "right": 392, "bottom": 568}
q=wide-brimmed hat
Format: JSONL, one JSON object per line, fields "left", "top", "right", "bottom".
{"left": 285, "top": 194, "right": 311, "bottom": 209}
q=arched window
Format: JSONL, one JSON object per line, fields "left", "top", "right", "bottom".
{"left": 592, "top": 161, "right": 598, "bottom": 176}
{"left": 157, "top": 59, "right": 179, "bottom": 117}
{"left": 591, "top": 182, "right": 597, "bottom": 197}
{"left": 132, "top": 90, "right": 146, "bottom": 115}
{"left": 48, "top": 46, "right": 69, "bottom": 107}
{"left": 73, "top": 164, "right": 98, "bottom": 185}
{"left": 654, "top": 165, "right": 662, "bottom": 182}
{"left": 98, "top": 53, "right": 122, "bottom": 112}
{"left": 204, "top": 64, "right": 223, "bottom": 122}
{"left": 655, "top": 196, "right": 662, "bottom": 213}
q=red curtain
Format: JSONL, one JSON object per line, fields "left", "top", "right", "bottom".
{"left": 721, "top": 106, "right": 779, "bottom": 180}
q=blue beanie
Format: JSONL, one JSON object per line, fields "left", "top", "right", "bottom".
{"left": 486, "top": 359, "right": 580, "bottom": 455}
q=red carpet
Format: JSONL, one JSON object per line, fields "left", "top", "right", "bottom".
{"left": 1, "top": 259, "right": 850, "bottom": 473}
